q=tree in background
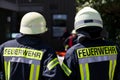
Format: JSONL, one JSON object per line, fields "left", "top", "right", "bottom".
{"left": 76, "top": 0, "right": 120, "bottom": 46}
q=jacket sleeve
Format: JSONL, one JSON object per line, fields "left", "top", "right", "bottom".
{"left": 41, "top": 47, "right": 67, "bottom": 80}
{"left": 62, "top": 47, "right": 80, "bottom": 80}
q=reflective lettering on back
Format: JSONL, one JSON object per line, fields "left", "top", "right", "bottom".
{"left": 3, "top": 47, "right": 43, "bottom": 60}
{"left": 77, "top": 46, "right": 118, "bottom": 58}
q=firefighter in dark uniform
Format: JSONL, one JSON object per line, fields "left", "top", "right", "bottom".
{"left": 62, "top": 7, "right": 120, "bottom": 80}
{"left": 0, "top": 12, "right": 64, "bottom": 80}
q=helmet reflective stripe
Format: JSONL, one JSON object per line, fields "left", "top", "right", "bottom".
{"left": 61, "top": 63, "right": 72, "bottom": 76}
{"left": 47, "top": 58, "right": 59, "bottom": 70}
{"left": 79, "top": 63, "right": 90, "bottom": 80}
{"left": 75, "top": 19, "right": 103, "bottom": 30}
{"left": 74, "top": 7, "right": 103, "bottom": 30}
{"left": 109, "top": 60, "right": 116, "bottom": 80}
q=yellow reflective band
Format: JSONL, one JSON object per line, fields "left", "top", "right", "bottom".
{"left": 29, "top": 64, "right": 40, "bottom": 80}
{"left": 109, "top": 60, "right": 112, "bottom": 80}
{"left": 35, "top": 65, "right": 40, "bottom": 80}
{"left": 8, "top": 62, "right": 10, "bottom": 80}
{"left": 109, "top": 60, "right": 116, "bottom": 80}
{"left": 29, "top": 64, "right": 34, "bottom": 80}
{"left": 4, "top": 61, "right": 7, "bottom": 80}
{"left": 61, "top": 63, "right": 72, "bottom": 76}
{"left": 47, "top": 58, "right": 59, "bottom": 70}
{"left": 112, "top": 60, "right": 116, "bottom": 80}
{"left": 77, "top": 46, "right": 117, "bottom": 58}
{"left": 85, "top": 63, "right": 90, "bottom": 80}
{"left": 3, "top": 47, "right": 43, "bottom": 60}
{"left": 80, "top": 64, "right": 90, "bottom": 80}
{"left": 80, "top": 64, "right": 84, "bottom": 80}
{"left": 4, "top": 61, "right": 10, "bottom": 80}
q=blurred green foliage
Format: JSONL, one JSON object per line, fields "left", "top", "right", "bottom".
{"left": 76, "top": 0, "right": 120, "bottom": 46}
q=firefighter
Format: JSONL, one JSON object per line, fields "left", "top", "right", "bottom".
{"left": 0, "top": 12, "right": 64, "bottom": 80}
{"left": 64, "top": 29, "right": 77, "bottom": 51}
{"left": 62, "top": 7, "right": 120, "bottom": 80}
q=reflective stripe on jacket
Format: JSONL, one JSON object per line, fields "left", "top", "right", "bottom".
{"left": 0, "top": 36, "right": 62, "bottom": 80}
{"left": 63, "top": 39, "right": 120, "bottom": 80}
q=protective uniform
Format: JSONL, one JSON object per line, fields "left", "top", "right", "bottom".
{"left": 62, "top": 7, "right": 120, "bottom": 80}
{"left": 0, "top": 12, "right": 64, "bottom": 80}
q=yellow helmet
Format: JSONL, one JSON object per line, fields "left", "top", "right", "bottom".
{"left": 20, "top": 12, "right": 48, "bottom": 34}
{"left": 74, "top": 7, "right": 103, "bottom": 30}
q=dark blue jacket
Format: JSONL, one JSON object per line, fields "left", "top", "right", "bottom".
{"left": 63, "top": 39, "right": 120, "bottom": 80}
{"left": 0, "top": 35, "right": 65, "bottom": 80}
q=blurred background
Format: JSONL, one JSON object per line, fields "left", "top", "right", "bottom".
{"left": 0, "top": 0, "right": 120, "bottom": 51}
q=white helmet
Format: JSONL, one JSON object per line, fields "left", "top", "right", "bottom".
{"left": 20, "top": 12, "right": 48, "bottom": 34}
{"left": 71, "top": 29, "right": 76, "bottom": 34}
{"left": 74, "top": 7, "right": 103, "bottom": 30}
